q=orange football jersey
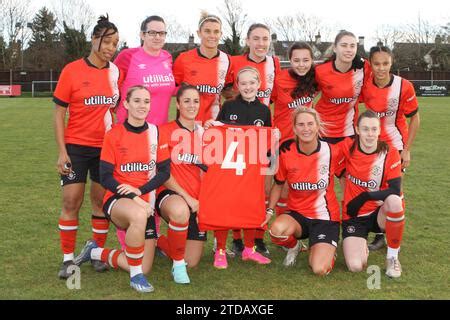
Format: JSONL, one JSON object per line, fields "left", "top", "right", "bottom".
{"left": 341, "top": 139, "right": 402, "bottom": 220}
{"left": 275, "top": 140, "right": 343, "bottom": 221}
{"left": 101, "top": 123, "right": 169, "bottom": 204}
{"left": 361, "top": 75, "right": 418, "bottom": 151}
{"left": 173, "top": 48, "right": 233, "bottom": 123}
{"left": 315, "top": 60, "right": 371, "bottom": 138}
{"left": 53, "top": 58, "right": 122, "bottom": 148}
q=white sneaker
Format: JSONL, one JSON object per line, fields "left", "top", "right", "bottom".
{"left": 386, "top": 257, "right": 402, "bottom": 278}
{"left": 283, "top": 241, "right": 301, "bottom": 267}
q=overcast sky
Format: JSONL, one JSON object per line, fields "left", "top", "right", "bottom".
{"left": 32, "top": 0, "right": 449, "bottom": 49}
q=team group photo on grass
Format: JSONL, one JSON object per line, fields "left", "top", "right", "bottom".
{"left": 1, "top": 0, "right": 449, "bottom": 300}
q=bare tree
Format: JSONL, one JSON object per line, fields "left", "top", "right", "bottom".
{"left": 402, "top": 15, "right": 441, "bottom": 44}
{"left": 164, "top": 16, "right": 190, "bottom": 43}
{"left": 51, "top": 0, "right": 95, "bottom": 34}
{"left": 0, "top": 0, "right": 32, "bottom": 45}
{"left": 373, "top": 24, "right": 405, "bottom": 48}
{"left": 217, "top": 0, "right": 247, "bottom": 54}
{"left": 267, "top": 12, "right": 332, "bottom": 42}
{"left": 268, "top": 15, "right": 298, "bottom": 41}
{"left": 0, "top": 0, "right": 32, "bottom": 68}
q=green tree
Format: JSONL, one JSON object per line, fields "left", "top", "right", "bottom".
{"left": 26, "top": 7, "right": 64, "bottom": 70}
{"left": 61, "top": 22, "right": 89, "bottom": 63}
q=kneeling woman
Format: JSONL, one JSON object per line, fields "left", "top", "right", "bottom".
{"left": 155, "top": 85, "right": 207, "bottom": 282}
{"left": 341, "top": 111, "right": 404, "bottom": 278}
{"left": 75, "top": 85, "right": 170, "bottom": 293}
{"left": 264, "top": 107, "right": 342, "bottom": 275}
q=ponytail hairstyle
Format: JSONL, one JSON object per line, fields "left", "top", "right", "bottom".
{"left": 350, "top": 110, "right": 389, "bottom": 155}
{"left": 198, "top": 11, "right": 222, "bottom": 30}
{"left": 92, "top": 15, "right": 118, "bottom": 52}
{"left": 288, "top": 42, "right": 317, "bottom": 99}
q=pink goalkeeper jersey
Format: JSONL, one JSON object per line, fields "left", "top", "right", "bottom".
{"left": 114, "top": 47, "right": 176, "bottom": 125}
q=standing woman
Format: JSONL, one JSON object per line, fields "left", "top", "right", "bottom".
{"left": 340, "top": 111, "right": 405, "bottom": 278}
{"left": 361, "top": 46, "right": 420, "bottom": 251}
{"left": 114, "top": 16, "right": 176, "bottom": 125}
{"left": 271, "top": 42, "right": 318, "bottom": 220}
{"left": 53, "top": 15, "right": 121, "bottom": 279}
{"left": 75, "top": 85, "right": 170, "bottom": 292}
{"left": 113, "top": 15, "right": 175, "bottom": 248}
{"left": 314, "top": 30, "right": 371, "bottom": 144}
{"left": 264, "top": 108, "right": 343, "bottom": 274}
{"left": 227, "top": 23, "right": 281, "bottom": 256}
{"left": 229, "top": 23, "right": 280, "bottom": 106}
{"left": 155, "top": 85, "right": 206, "bottom": 281}
{"left": 173, "top": 11, "right": 233, "bottom": 124}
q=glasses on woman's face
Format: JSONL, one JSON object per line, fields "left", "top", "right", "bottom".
{"left": 143, "top": 30, "right": 167, "bottom": 37}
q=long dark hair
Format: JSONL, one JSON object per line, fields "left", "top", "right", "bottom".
{"left": 288, "top": 42, "right": 317, "bottom": 98}
{"left": 92, "top": 15, "right": 118, "bottom": 52}
{"left": 176, "top": 84, "right": 200, "bottom": 119}
{"left": 350, "top": 110, "right": 389, "bottom": 155}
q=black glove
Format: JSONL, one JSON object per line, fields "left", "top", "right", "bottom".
{"left": 279, "top": 139, "right": 295, "bottom": 154}
{"left": 346, "top": 191, "right": 371, "bottom": 217}
{"left": 352, "top": 54, "right": 365, "bottom": 71}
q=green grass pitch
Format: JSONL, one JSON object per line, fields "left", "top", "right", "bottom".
{"left": 0, "top": 96, "right": 449, "bottom": 299}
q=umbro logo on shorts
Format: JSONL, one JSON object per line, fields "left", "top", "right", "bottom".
{"left": 347, "top": 226, "right": 356, "bottom": 234}
{"left": 318, "top": 234, "right": 326, "bottom": 240}
{"left": 146, "top": 229, "right": 154, "bottom": 236}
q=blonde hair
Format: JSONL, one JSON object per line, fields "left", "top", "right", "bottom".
{"left": 198, "top": 11, "right": 222, "bottom": 30}
{"left": 236, "top": 66, "right": 261, "bottom": 83}
{"left": 292, "top": 107, "right": 325, "bottom": 138}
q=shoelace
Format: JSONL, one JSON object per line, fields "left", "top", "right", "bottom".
{"left": 393, "top": 259, "right": 400, "bottom": 270}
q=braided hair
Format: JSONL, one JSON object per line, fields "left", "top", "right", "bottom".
{"left": 92, "top": 15, "right": 118, "bottom": 52}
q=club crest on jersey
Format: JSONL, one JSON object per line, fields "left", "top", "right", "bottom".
{"left": 253, "top": 119, "right": 265, "bottom": 127}
{"left": 138, "top": 64, "right": 147, "bottom": 70}
{"left": 267, "top": 74, "right": 275, "bottom": 85}
{"left": 371, "top": 166, "right": 382, "bottom": 177}
{"left": 84, "top": 94, "right": 119, "bottom": 107}
{"left": 320, "top": 165, "right": 329, "bottom": 175}
{"left": 120, "top": 161, "right": 156, "bottom": 172}
{"left": 218, "top": 70, "right": 226, "bottom": 81}
{"left": 150, "top": 144, "right": 158, "bottom": 155}
{"left": 291, "top": 179, "right": 327, "bottom": 191}
{"left": 387, "top": 98, "right": 399, "bottom": 111}
{"left": 347, "top": 174, "right": 377, "bottom": 189}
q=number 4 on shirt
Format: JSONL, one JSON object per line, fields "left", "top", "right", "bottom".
{"left": 221, "top": 141, "right": 246, "bottom": 175}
